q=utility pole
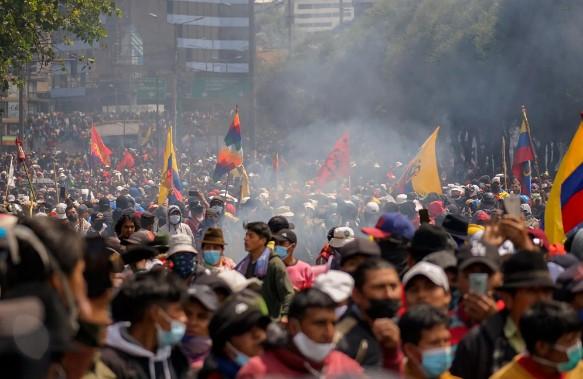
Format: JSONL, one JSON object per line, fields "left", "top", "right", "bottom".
{"left": 288, "top": 0, "right": 293, "bottom": 55}
{"left": 249, "top": 0, "right": 256, "bottom": 152}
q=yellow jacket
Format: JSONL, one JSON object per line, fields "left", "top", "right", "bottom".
{"left": 491, "top": 355, "right": 583, "bottom": 379}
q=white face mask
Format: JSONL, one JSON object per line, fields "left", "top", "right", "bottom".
{"left": 169, "top": 215, "right": 181, "bottom": 225}
{"left": 292, "top": 331, "right": 335, "bottom": 362}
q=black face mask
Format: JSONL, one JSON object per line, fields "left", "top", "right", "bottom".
{"left": 366, "top": 298, "right": 400, "bottom": 320}
{"left": 92, "top": 221, "right": 104, "bottom": 230}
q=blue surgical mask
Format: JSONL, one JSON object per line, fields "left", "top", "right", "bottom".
{"left": 274, "top": 245, "right": 288, "bottom": 259}
{"left": 557, "top": 341, "right": 583, "bottom": 373}
{"left": 156, "top": 310, "right": 186, "bottom": 348}
{"left": 203, "top": 250, "right": 221, "bottom": 266}
{"left": 227, "top": 342, "right": 249, "bottom": 366}
{"left": 422, "top": 346, "right": 453, "bottom": 378}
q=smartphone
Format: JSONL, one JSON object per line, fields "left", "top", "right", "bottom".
{"left": 59, "top": 186, "right": 66, "bottom": 201}
{"left": 469, "top": 273, "right": 488, "bottom": 295}
{"left": 419, "top": 209, "right": 430, "bottom": 224}
{"left": 503, "top": 195, "right": 521, "bottom": 218}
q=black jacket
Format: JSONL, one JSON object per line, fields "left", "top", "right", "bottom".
{"left": 334, "top": 306, "right": 385, "bottom": 368}
{"left": 450, "top": 310, "right": 519, "bottom": 379}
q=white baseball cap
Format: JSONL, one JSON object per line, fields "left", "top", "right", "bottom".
{"left": 403, "top": 261, "right": 450, "bottom": 292}
{"left": 329, "top": 226, "right": 355, "bottom": 248}
{"left": 167, "top": 234, "right": 197, "bottom": 256}
{"left": 314, "top": 270, "right": 354, "bottom": 303}
{"left": 395, "top": 194, "right": 408, "bottom": 204}
{"left": 365, "top": 202, "right": 380, "bottom": 214}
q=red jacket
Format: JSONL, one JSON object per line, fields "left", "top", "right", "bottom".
{"left": 237, "top": 346, "right": 363, "bottom": 379}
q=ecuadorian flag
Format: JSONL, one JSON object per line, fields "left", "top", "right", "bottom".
{"left": 396, "top": 127, "right": 442, "bottom": 195}
{"left": 545, "top": 115, "right": 583, "bottom": 243}
{"left": 158, "top": 127, "right": 183, "bottom": 204}
{"left": 512, "top": 113, "right": 535, "bottom": 196}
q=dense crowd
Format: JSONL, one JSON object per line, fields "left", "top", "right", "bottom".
{"left": 1, "top": 111, "right": 583, "bottom": 379}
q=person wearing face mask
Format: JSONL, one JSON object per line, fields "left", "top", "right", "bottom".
{"left": 182, "top": 284, "right": 219, "bottom": 372}
{"left": 273, "top": 229, "right": 314, "bottom": 291}
{"left": 159, "top": 205, "right": 195, "bottom": 244}
{"left": 399, "top": 305, "right": 460, "bottom": 379}
{"left": 102, "top": 270, "right": 189, "bottom": 379}
{"left": 237, "top": 288, "right": 363, "bottom": 378}
{"left": 200, "top": 227, "right": 235, "bottom": 272}
{"left": 86, "top": 212, "right": 109, "bottom": 237}
{"left": 313, "top": 270, "right": 354, "bottom": 319}
{"left": 199, "top": 290, "right": 271, "bottom": 379}
{"left": 492, "top": 300, "right": 583, "bottom": 379}
{"left": 335, "top": 257, "right": 404, "bottom": 373}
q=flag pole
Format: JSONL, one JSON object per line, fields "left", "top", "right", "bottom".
{"left": 521, "top": 105, "right": 545, "bottom": 204}
{"left": 502, "top": 136, "right": 508, "bottom": 190}
{"left": 5, "top": 155, "right": 13, "bottom": 204}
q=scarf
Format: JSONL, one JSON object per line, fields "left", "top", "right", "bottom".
{"left": 236, "top": 248, "right": 270, "bottom": 279}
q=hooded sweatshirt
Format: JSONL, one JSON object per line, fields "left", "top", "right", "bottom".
{"left": 101, "top": 322, "right": 188, "bottom": 379}
{"left": 159, "top": 205, "right": 195, "bottom": 243}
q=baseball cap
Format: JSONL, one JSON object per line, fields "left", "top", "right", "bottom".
{"left": 395, "top": 194, "right": 408, "bottom": 204}
{"left": 273, "top": 229, "right": 297, "bottom": 245}
{"left": 209, "top": 290, "right": 271, "bottom": 350}
{"left": 339, "top": 238, "right": 381, "bottom": 263}
{"left": 329, "top": 226, "right": 355, "bottom": 248}
{"left": 217, "top": 270, "right": 262, "bottom": 293}
{"left": 403, "top": 261, "right": 450, "bottom": 292}
{"left": 365, "top": 202, "right": 380, "bottom": 214}
{"left": 168, "top": 234, "right": 197, "bottom": 256}
{"left": 457, "top": 242, "right": 501, "bottom": 272}
{"left": 423, "top": 250, "right": 457, "bottom": 271}
{"left": 268, "top": 215, "right": 294, "bottom": 233}
{"left": 313, "top": 270, "right": 354, "bottom": 303}
{"left": 188, "top": 284, "right": 219, "bottom": 312}
{"left": 362, "top": 212, "right": 415, "bottom": 240}
{"left": 556, "top": 263, "right": 583, "bottom": 294}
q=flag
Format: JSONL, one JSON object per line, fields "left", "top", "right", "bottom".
{"left": 545, "top": 115, "right": 583, "bottom": 243}
{"left": 157, "top": 127, "right": 183, "bottom": 204}
{"left": 15, "top": 138, "right": 26, "bottom": 162}
{"left": 90, "top": 126, "right": 112, "bottom": 166}
{"left": 116, "top": 149, "right": 136, "bottom": 171}
{"left": 231, "top": 165, "right": 251, "bottom": 202}
{"left": 396, "top": 127, "right": 442, "bottom": 195}
{"left": 7, "top": 156, "right": 15, "bottom": 189}
{"left": 512, "top": 112, "right": 535, "bottom": 195}
{"left": 315, "top": 132, "right": 350, "bottom": 187}
{"left": 224, "top": 109, "right": 242, "bottom": 150}
{"left": 213, "top": 109, "right": 243, "bottom": 180}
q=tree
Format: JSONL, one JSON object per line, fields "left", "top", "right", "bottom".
{"left": 0, "top": 0, "right": 120, "bottom": 88}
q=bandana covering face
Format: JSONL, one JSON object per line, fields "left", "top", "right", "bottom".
{"left": 170, "top": 253, "right": 196, "bottom": 279}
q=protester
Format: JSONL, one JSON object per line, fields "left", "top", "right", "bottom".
{"left": 491, "top": 300, "right": 583, "bottom": 378}
{"left": 237, "top": 288, "right": 363, "bottom": 378}
{"left": 166, "top": 234, "right": 200, "bottom": 281}
{"left": 399, "top": 304, "right": 459, "bottom": 379}
{"left": 182, "top": 284, "right": 219, "bottom": 371}
{"left": 335, "top": 257, "right": 403, "bottom": 372}
{"left": 273, "top": 228, "right": 315, "bottom": 291}
{"left": 199, "top": 290, "right": 271, "bottom": 379}
{"left": 160, "top": 205, "right": 195, "bottom": 243}
{"left": 236, "top": 222, "right": 294, "bottom": 319}
{"left": 200, "top": 227, "right": 235, "bottom": 272}
{"left": 102, "top": 270, "right": 189, "bottom": 379}
{"left": 115, "top": 213, "right": 139, "bottom": 241}
{"left": 451, "top": 251, "right": 555, "bottom": 379}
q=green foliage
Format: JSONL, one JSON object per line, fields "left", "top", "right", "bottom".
{"left": 0, "top": 0, "right": 120, "bottom": 88}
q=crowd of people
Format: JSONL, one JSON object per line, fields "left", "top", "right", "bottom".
{"left": 1, "top": 110, "right": 583, "bottom": 379}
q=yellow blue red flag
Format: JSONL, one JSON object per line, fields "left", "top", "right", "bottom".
{"left": 545, "top": 115, "right": 583, "bottom": 243}
{"left": 512, "top": 111, "right": 535, "bottom": 196}
{"left": 158, "top": 126, "right": 183, "bottom": 204}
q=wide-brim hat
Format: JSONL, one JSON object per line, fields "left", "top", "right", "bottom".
{"left": 496, "top": 271, "right": 556, "bottom": 291}
{"left": 200, "top": 227, "right": 227, "bottom": 246}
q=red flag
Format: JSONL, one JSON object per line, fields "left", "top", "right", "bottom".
{"left": 315, "top": 132, "right": 350, "bottom": 187}
{"left": 15, "top": 138, "right": 26, "bottom": 162}
{"left": 116, "top": 149, "right": 136, "bottom": 171}
{"left": 90, "top": 126, "right": 112, "bottom": 166}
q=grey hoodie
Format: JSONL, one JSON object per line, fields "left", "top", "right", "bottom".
{"left": 103, "top": 322, "right": 174, "bottom": 379}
